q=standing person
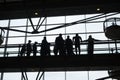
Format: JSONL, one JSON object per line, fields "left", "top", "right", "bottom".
{"left": 54, "top": 34, "right": 65, "bottom": 56}
{"left": 85, "top": 35, "right": 99, "bottom": 55}
{"left": 19, "top": 44, "right": 26, "bottom": 56}
{"left": 33, "top": 42, "right": 38, "bottom": 56}
{"left": 73, "top": 34, "right": 82, "bottom": 55}
{"left": 26, "top": 40, "right": 32, "bottom": 56}
{"left": 87, "top": 35, "right": 94, "bottom": 55}
{"left": 65, "top": 36, "right": 74, "bottom": 55}
{"left": 40, "top": 37, "right": 50, "bottom": 56}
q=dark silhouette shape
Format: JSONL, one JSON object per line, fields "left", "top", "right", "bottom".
{"left": 111, "top": 48, "right": 114, "bottom": 54}
{"left": 54, "top": 34, "right": 65, "bottom": 56}
{"left": 26, "top": 40, "right": 32, "bottom": 56}
{"left": 65, "top": 36, "right": 74, "bottom": 55}
{"left": 19, "top": 44, "right": 26, "bottom": 56}
{"left": 40, "top": 37, "right": 50, "bottom": 56}
{"left": 33, "top": 42, "right": 38, "bottom": 56}
{"left": 47, "top": 43, "right": 51, "bottom": 56}
{"left": 87, "top": 35, "right": 94, "bottom": 55}
{"left": 53, "top": 44, "right": 58, "bottom": 56}
{"left": 73, "top": 34, "right": 82, "bottom": 55}
{"left": 87, "top": 35, "right": 96, "bottom": 55}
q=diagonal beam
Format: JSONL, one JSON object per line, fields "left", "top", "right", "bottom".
{"left": 96, "top": 74, "right": 120, "bottom": 80}
{"left": 28, "top": 17, "right": 36, "bottom": 31}
{"left": 36, "top": 17, "right": 42, "bottom": 30}
{"left": 37, "top": 12, "right": 119, "bottom": 33}
{"left": 21, "top": 72, "right": 27, "bottom": 80}
{"left": 35, "top": 69, "right": 44, "bottom": 80}
{"left": 36, "top": 17, "right": 46, "bottom": 30}
{"left": 38, "top": 72, "right": 44, "bottom": 80}
{"left": 36, "top": 70, "right": 41, "bottom": 80}
{"left": 24, "top": 72, "right": 28, "bottom": 80}
{"left": 0, "top": 27, "right": 32, "bottom": 34}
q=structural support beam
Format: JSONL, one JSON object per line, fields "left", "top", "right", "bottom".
{"left": 28, "top": 17, "right": 46, "bottom": 34}
{"left": 36, "top": 17, "right": 46, "bottom": 31}
{"left": 38, "top": 12, "right": 119, "bottom": 33}
{"left": 0, "top": 72, "right": 4, "bottom": 80}
{"left": 0, "top": 54, "right": 120, "bottom": 72}
{"left": 21, "top": 71, "right": 28, "bottom": 80}
{"left": 28, "top": 18, "right": 36, "bottom": 31}
{"left": 36, "top": 71, "right": 44, "bottom": 80}
{"left": 0, "top": 27, "right": 31, "bottom": 34}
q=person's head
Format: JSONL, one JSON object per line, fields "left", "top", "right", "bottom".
{"left": 28, "top": 40, "right": 31, "bottom": 43}
{"left": 44, "top": 37, "right": 46, "bottom": 40}
{"left": 35, "top": 42, "right": 38, "bottom": 44}
{"left": 89, "top": 35, "right": 92, "bottom": 38}
{"left": 59, "top": 34, "right": 62, "bottom": 37}
{"left": 76, "top": 34, "right": 78, "bottom": 36}
{"left": 67, "top": 35, "right": 69, "bottom": 39}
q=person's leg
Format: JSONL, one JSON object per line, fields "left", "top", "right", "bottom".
{"left": 75, "top": 45, "right": 77, "bottom": 55}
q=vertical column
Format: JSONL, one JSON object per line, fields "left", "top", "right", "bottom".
{"left": 87, "top": 71, "right": 89, "bottom": 80}
{"left": 4, "top": 19, "right": 10, "bottom": 57}
{"left": 0, "top": 72, "right": 4, "bottom": 80}
{"left": 65, "top": 15, "right": 67, "bottom": 39}
{"left": 25, "top": 19, "right": 29, "bottom": 44}
{"left": 84, "top": 14, "right": 87, "bottom": 40}
{"left": 45, "top": 17, "right": 47, "bottom": 37}
{"left": 65, "top": 71, "right": 67, "bottom": 80}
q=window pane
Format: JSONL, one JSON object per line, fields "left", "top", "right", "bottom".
{"left": 47, "top": 16, "right": 65, "bottom": 24}
{"left": 45, "top": 72, "right": 65, "bottom": 80}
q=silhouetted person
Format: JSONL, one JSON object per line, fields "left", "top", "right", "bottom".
{"left": 47, "top": 43, "right": 51, "bottom": 56}
{"left": 41, "top": 37, "right": 50, "bottom": 56}
{"left": 26, "top": 40, "right": 32, "bottom": 56}
{"left": 33, "top": 42, "right": 38, "bottom": 56}
{"left": 73, "top": 34, "right": 82, "bottom": 55}
{"left": 65, "top": 36, "right": 74, "bottom": 55}
{"left": 19, "top": 44, "right": 26, "bottom": 56}
{"left": 84, "top": 35, "right": 100, "bottom": 55}
{"left": 54, "top": 34, "right": 65, "bottom": 56}
{"left": 53, "top": 44, "right": 58, "bottom": 56}
{"left": 87, "top": 35, "right": 94, "bottom": 55}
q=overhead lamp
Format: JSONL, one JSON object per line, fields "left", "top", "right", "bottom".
{"left": 97, "top": 8, "right": 100, "bottom": 11}
{"left": 34, "top": 12, "right": 38, "bottom": 15}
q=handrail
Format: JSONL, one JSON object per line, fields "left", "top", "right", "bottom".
{"left": 0, "top": 40, "right": 119, "bottom": 48}
{"left": 0, "top": 40, "right": 119, "bottom": 57}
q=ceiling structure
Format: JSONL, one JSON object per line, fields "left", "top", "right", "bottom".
{"left": 0, "top": 0, "right": 120, "bottom": 20}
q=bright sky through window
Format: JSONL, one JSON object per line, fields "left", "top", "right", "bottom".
{"left": 0, "top": 13, "right": 120, "bottom": 80}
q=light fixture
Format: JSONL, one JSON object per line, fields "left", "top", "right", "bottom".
{"left": 97, "top": 8, "right": 100, "bottom": 11}
{"left": 34, "top": 12, "right": 38, "bottom": 15}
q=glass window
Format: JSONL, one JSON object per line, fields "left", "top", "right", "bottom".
{"left": 47, "top": 16, "right": 65, "bottom": 24}
{"left": 0, "top": 20, "right": 9, "bottom": 27}
{"left": 45, "top": 72, "right": 65, "bottom": 80}
{"left": 10, "top": 19, "right": 27, "bottom": 26}
{"left": 66, "top": 71, "right": 88, "bottom": 80}
{"left": 66, "top": 15, "right": 84, "bottom": 23}
{"left": 7, "top": 37, "right": 25, "bottom": 44}
{"left": 66, "top": 24, "right": 86, "bottom": 33}
{"left": 86, "top": 23, "right": 103, "bottom": 32}
{"left": 89, "top": 71, "right": 109, "bottom": 80}
{"left": 3, "top": 73, "right": 21, "bottom": 80}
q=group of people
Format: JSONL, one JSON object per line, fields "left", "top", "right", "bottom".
{"left": 19, "top": 33, "right": 96, "bottom": 57}
{"left": 19, "top": 37, "right": 50, "bottom": 57}
{"left": 54, "top": 34, "right": 96, "bottom": 56}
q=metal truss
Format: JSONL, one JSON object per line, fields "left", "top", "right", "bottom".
{"left": 21, "top": 69, "right": 44, "bottom": 80}
{"left": 0, "top": 12, "right": 119, "bottom": 34}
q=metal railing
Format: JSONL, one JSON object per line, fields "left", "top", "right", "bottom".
{"left": 0, "top": 40, "right": 120, "bottom": 57}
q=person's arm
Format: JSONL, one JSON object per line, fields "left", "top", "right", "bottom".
{"left": 80, "top": 37, "right": 82, "bottom": 42}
